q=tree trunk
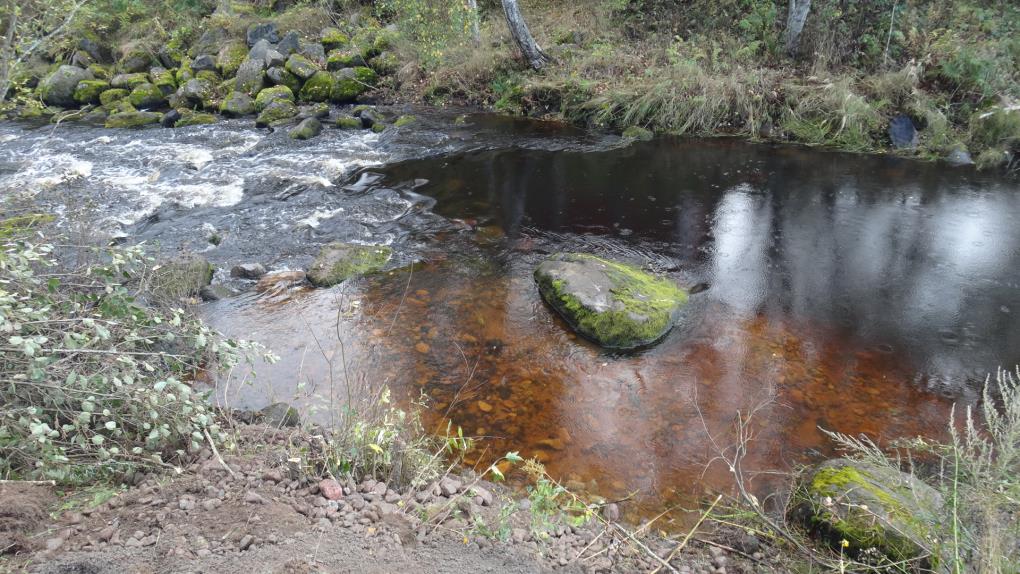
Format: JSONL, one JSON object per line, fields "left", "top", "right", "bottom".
{"left": 0, "top": 0, "right": 18, "bottom": 103}
{"left": 500, "top": 0, "right": 549, "bottom": 70}
{"left": 784, "top": 0, "right": 811, "bottom": 56}
{"left": 466, "top": 0, "right": 480, "bottom": 46}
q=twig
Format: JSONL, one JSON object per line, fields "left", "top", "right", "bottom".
{"left": 0, "top": 479, "right": 56, "bottom": 486}
{"left": 612, "top": 523, "right": 678, "bottom": 574}
{"left": 651, "top": 494, "right": 722, "bottom": 574}
{"left": 203, "top": 428, "right": 237, "bottom": 480}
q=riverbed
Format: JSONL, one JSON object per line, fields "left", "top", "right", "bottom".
{"left": 3, "top": 109, "right": 1018, "bottom": 521}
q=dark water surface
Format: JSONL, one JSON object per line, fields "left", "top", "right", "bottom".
{"left": 3, "top": 111, "right": 1018, "bottom": 522}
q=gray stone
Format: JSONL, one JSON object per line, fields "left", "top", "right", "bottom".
{"left": 190, "top": 28, "right": 228, "bottom": 58}
{"left": 439, "top": 477, "right": 462, "bottom": 497}
{"left": 178, "top": 78, "right": 212, "bottom": 107}
{"left": 239, "top": 534, "right": 254, "bottom": 550}
{"left": 889, "top": 114, "right": 918, "bottom": 150}
{"left": 234, "top": 58, "right": 266, "bottom": 96}
{"left": 264, "top": 49, "right": 286, "bottom": 69}
{"left": 259, "top": 402, "right": 300, "bottom": 427}
{"left": 298, "top": 41, "right": 325, "bottom": 65}
{"left": 534, "top": 253, "right": 688, "bottom": 350}
{"left": 191, "top": 54, "right": 217, "bottom": 72}
{"left": 231, "top": 263, "right": 267, "bottom": 279}
{"left": 946, "top": 147, "right": 974, "bottom": 167}
{"left": 277, "top": 31, "right": 301, "bottom": 56}
{"left": 247, "top": 22, "right": 279, "bottom": 47}
{"left": 220, "top": 91, "right": 255, "bottom": 117}
{"left": 80, "top": 38, "right": 106, "bottom": 63}
{"left": 285, "top": 54, "right": 318, "bottom": 80}
{"left": 306, "top": 243, "right": 392, "bottom": 287}
{"left": 40, "top": 65, "right": 93, "bottom": 107}
{"left": 247, "top": 39, "right": 273, "bottom": 63}
{"left": 288, "top": 117, "right": 323, "bottom": 140}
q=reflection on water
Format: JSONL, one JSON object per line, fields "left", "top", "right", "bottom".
{"left": 204, "top": 135, "right": 1020, "bottom": 522}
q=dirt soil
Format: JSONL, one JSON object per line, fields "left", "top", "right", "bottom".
{"left": 0, "top": 424, "right": 773, "bottom": 574}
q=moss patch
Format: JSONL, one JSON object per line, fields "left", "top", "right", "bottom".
{"left": 128, "top": 83, "right": 165, "bottom": 108}
{"left": 299, "top": 71, "right": 333, "bottom": 102}
{"left": 393, "top": 114, "right": 417, "bottom": 127}
{"left": 307, "top": 243, "right": 393, "bottom": 287}
{"left": 254, "top": 85, "right": 294, "bottom": 111}
{"left": 0, "top": 214, "right": 55, "bottom": 239}
{"left": 105, "top": 111, "right": 162, "bottom": 128}
{"left": 622, "top": 126, "right": 653, "bottom": 140}
{"left": 73, "top": 80, "right": 110, "bottom": 105}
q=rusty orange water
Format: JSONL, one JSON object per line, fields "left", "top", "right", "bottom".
{"left": 204, "top": 136, "right": 1020, "bottom": 524}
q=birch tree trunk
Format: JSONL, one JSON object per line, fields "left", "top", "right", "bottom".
{"left": 0, "top": 0, "right": 18, "bottom": 103}
{"left": 466, "top": 0, "right": 480, "bottom": 46}
{"left": 784, "top": 0, "right": 812, "bottom": 56}
{"left": 500, "top": 0, "right": 549, "bottom": 70}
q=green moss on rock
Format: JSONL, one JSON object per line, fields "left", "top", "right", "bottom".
{"left": 534, "top": 253, "right": 688, "bottom": 349}
{"left": 150, "top": 254, "right": 214, "bottom": 299}
{"left": 796, "top": 458, "right": 944, "bottom": 565}
{"left": 217, "top": 41, "right": 248, "bottom": 77}
{"left": 371, "top": 122, "right": 388, "bottom": 133}
{"left": 220, "top": 91, "right": 255, "bottom": 116}
{"left": 393, "top": 114, "right": 417, "bottom": 127}
{"left": 73, "top": 80, "right": 110, "bottom": 105}
{"left": 128, "top": 83, "right": 165, "bottom": 108}
{"left": 255, "top": 100, "right": 298, "bottom": 127}
{"left": 335, "top": 115, "right": 362, "bottom": 129}
{"left": 99, "top": 88, "right": 129, "bottom": 106}
{"left": 307, "top": 243, "right": 392, "bottom": 287}
{"left": 110, "top": 72, "right": 149, "bottom": 90}
{"left": 255, "top": 85, "right": 294, "bottom": 111}
{"left": 105, "top": 110, "right": 162, "bottom": 128}
{"left": 285, "top": 53, "right": 319, "bottom": 80}
{"left": 299, "top": 71, "right": 333, "bottom": 102}
{"left": 173, "top": 109, "right": 217, "bottom": 127}
{"left": 321, "top": 27, "right": 350, "bottom": 52}
{"left": 330, "top": 66, "right": 376, "bottom": 103}
{"left": 327, "top": 49, "right": 366, "bottom": 71}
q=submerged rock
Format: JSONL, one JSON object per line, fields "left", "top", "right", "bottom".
{"left": 534, "top": 253, "right": 688, "bottom": 349}
{"left": 945, "top": 146, "right": 974, "bottom": 167}
{"left": 40, "top": 65, "right": 93, "bottom": 107}
{"left": 289, "top": 117, "right": 323, "bottom": 140}
{"left": 622, "top": 126, "right": 653, "bottom": 141}
{"left": 307, "top": 243, "right": 392, "bottom": 287}
{"left": 794, "top": 458, "right": 943, "bottom": 564}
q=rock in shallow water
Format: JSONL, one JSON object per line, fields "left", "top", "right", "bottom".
{"left": 534, "top": 253, "right": 687, "bottom": 350}
{"left": 307, "top": 243, "right": 392, "bottom": 287}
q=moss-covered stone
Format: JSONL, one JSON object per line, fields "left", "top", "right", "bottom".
{"left": 285, "top": 53, "right": 319, "bottom": 80}
{"left": 307, "top": 243, "right": 392, "bottom": 287}
{"left": 173, "top": 108, "right": 217, "bottom": 127}
{"left": 266, "top": 66, "right": 302, "bottom": 92}
{"left": 219, "top": 91, "right": 255, "bottom": 117}
{"left": 351, "top": 27, "right": 381, "bottom": 60}
{"left": 321, "top": 27, "right": 350, "bottom": 52}
{"left": 149, "top": 67, "right": 177, "bottom": 95}
{"left": 195, "top": 69, "right": 221, "bottom": 84}
{"left": 255, "top": 99, "right": 298, "bottom": 127}
{"left": 39, "top": 65, "right": 93, "bottom": 107}
{"left": 110, "top": 72, "right": 150, "bottom": 90}
{"left": 254, "top": 85, "right": 294, "bottom": 111}
{"left": 73, "top": 80, "right": 110, "bottom": 105}
{"left": 99, "top": 88, "right": 129, "bottom": 106}
{"left": 259, "top": 402, "right": 300, "bottom": 428}
{"left": 371, "top": 121, "right": 388, "bottom": 133}
{"left": 299, "top": 71, "right": 333, "bottom": 102}
{"left": 534, "top": 253, "right": 688, "bottom": 349}
{"left": 327, "top": 49, "right": 367, "bottom": 71}
{"left": 369, "top": 51, "right": 400, "bottom": 75}
{"left": 393, "top": 114, "right": 417, "bottom": 128}
{"left": 150, "top": 254, "right": 214, "bottom": 299}
{"left": 217, "top": 41, "right": 248, "bottom": 77}
{"left": 335, "top": 115, "right": 362, "bottom": 129}
{"left": 87, "top": 64, "right": 112, "bottom": 80}
{"left": 795, "top": 459, "right": 944, "bottom": 565}
{"left": 105, "top": 110, "right": 162, "bottom": 128}
{"left": 288, "top": 117, "right": 322, "bottom": 140}
{"left": 330, "top": 66, "right": 376, "bottom": 103}
{"left": 175, "top": 58, "right": 194, "bottom": 85}
{"left": 128, "top": 83, "right": 165, "bottom": 108}
{"left": 622, "top": 126, "right": 653, "bottom": 140}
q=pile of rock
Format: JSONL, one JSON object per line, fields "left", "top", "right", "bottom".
{"left": 20, "top": 21, "right": 405, "bottom": 138}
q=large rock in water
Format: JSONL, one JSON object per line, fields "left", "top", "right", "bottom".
{"left": 794, "top": 458, "right": 943, "bottom": 564}
{"left": 40, "top": 65, "right": 93, "bottom": 107}
{"left": 307, "top": 243, "right": 392, "bottom": 287}
{"left": 534, "top": 253, "right": 688, "bottom": 350}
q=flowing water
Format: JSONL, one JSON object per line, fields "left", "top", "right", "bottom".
{"left": 3, "top": 109, "right": 1019, "bottom": 522}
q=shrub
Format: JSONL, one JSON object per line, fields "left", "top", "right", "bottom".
{"left": 0, "top": 234, "right": 267, "bottom": 484}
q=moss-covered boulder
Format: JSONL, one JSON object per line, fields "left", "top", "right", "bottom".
{"left": 794, "top": 459, "right": 943, "bottom": 565}
{"left": 254, "top": 85, "right": 293, "bottom": 111}
{"left": 393, "top": 114, "right": 417, "bottom": 127}
{"left": 99, "top": 88, "right": 129, "bottom": 106}
{"left": 327, "top": 49, "right": 367, "bottom": 71}
{"left": 119, "top": 47, "right": 152, "bottom": 74}
{"left": 175, "top": 58, "right": 194, "bottom": 85}
{"left": 321, "top": 27, "right": 350, "bottom": 52}
{"left": 255, "top": 100, "right": 298, "bottom": 127}
{"left": 73, "top": 80, "right": 110, "bottom": 105}
{"left": 151, "top": 254, "right": 214, "bottom": 299}
{"left": 307, "top": 243, "right": 392, "bottom": 287}
{"left": 266, "top": 66, "right": 302, "bottom": 92}
{"left": 195, "top": 69, "right": 221, "bottom": 84}
{"left": 370, "top": 51, "right": 400, "bottom": 75}
{"left": 288, "top": 117, "right": 322, "bottom": 140}
{"left": 177, "top": 78, "right": 212, "bottom": 108}
{"left": 622, "top": 126, "right": 653, "bottom": 141}
{"left": 234, "top": 58, "right": 266, "bottom": 97}
{"left": 148, "top": 67, "right": 176, "bottom": 95}
{"left": 351, "top": 27, "right": 381, "bottom": 60}
{"left": 371, "top": 122, "right": 388, "bottom": 133}
{"left": 330, "top": 67, "right": 376, "bottom": 103}
{"left": 87, "top": 64, "right": 112, "bottom": 80}
{"left": 217, "top": 41, "right": 248, "bottom": 77}
{"left": 534, "top": 253, "right": 688, "bottom": 349}
{"left": 39, "top": 65, "right": 93, "bottom": 107}
{"left": 128, "top": 83, "right": 165, "bottom": 108}
{"left": 105, "top": 110, "right": 162, "bottom": 129}
{"left": 110, "top": 72, "right": 149, "bottom": 90}
{"left": 220, "top": 91, "right": 255, "bottom": 117}
{"left": 285, "top": 53, "right": 319, "bottom": 80}
{"left": 173, "top": 108, "right": 217, "bottom": 127}
{"left": 299, "top": 71, "right": 333, "bottom": 102}
{"left": 259, "top": 402, "right": 300, "bottom": 428}
{"left": 335, "top": 115, "right": 362, "bottom": 129}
